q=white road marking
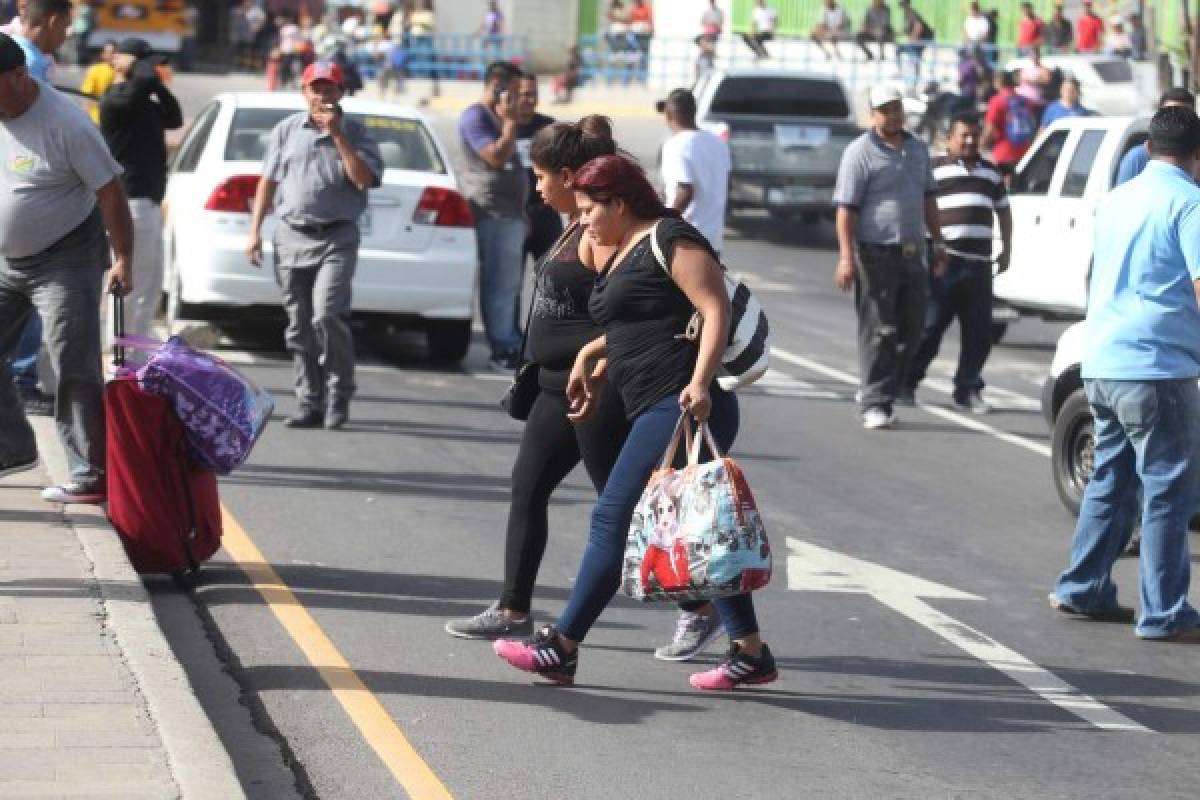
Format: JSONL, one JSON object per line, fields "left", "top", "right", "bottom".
{"left": 737, "top": 271, "right": 795, "bottom": 293}
{"left": 786, "top": 538, "right": 1151, "bottom": 733}
{"left": 921, "top": 376, "right": 1041, "bottom": 413}
{"left": 769, "top": 347, "right": 1053, "bottom": 458}
{"left": 751, "top": 369, "right": 841, "bottom": 400}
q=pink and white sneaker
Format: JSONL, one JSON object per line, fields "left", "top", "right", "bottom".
{"left": 494, "top": 624, "right": 577, "bottom": 685}
{"left": 689, "top": 643, "right": 778, "bottom": 691}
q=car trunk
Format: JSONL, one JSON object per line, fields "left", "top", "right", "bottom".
{"left": 717, "top": 115, "right": 860, "bottom": 184}
{"left": 360, "top": 183, "right": 435, "bottom": 253}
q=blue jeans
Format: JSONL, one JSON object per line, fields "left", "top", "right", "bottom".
{"left": 557, "top": 389, "right": 760, "bottom": 643}
{"left": 1054, "top": 379, "right": 1200, "bottom": 638}
{"left": 9, "top": 311, "right": 41, "bottom": 387}
{"left": 475, "top": 215, "right": 527, "bottom": 358}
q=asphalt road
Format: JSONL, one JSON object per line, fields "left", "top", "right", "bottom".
{"left": 81, "top": 71, "right": 1200, "bottom": 799}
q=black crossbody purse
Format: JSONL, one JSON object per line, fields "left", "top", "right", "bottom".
{"left": 500, "top": 223, "right": 578, "bottom": 421}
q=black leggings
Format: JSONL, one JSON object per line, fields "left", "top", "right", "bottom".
{"left": 499, "top": 384, "right": 628, "bottom": 613}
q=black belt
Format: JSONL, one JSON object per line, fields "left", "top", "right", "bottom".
{"left": 857, "top": 241, "right": 921, "bottom": 258}
{"left": 289, "top": 219, "right": 349, "bottom": 236}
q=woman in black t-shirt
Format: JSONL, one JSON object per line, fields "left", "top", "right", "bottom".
{"left": 444, "top": 118, "right": 631, "bottom": 641}
{"left": 494, "top": 155, "right": 777, "bottom": 690}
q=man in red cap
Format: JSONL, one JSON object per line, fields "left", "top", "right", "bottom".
{"left": 246, "top": 60, "right": 383, "bottom": 431}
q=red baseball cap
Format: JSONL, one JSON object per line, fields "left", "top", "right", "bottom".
{"left": 302, "top": 61, "right": 344, "bottom": 88}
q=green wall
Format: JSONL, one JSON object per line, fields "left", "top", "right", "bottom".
{"left": 729, "top": 1, "right": 1175, "bottom": 50}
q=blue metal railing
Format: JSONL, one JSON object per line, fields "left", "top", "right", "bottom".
{"left": 576, "top": 33, "right": 1022, "bottom": 94}
{"left": 346, "top": 33, "right": 530, "bottom": 84}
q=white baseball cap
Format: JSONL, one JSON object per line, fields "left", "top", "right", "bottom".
{"left": 868, "top": 85, "right": 903, "bottom": 110}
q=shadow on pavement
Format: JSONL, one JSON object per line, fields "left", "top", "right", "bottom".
{"left": 240, "top": 665, "right": 704, "bottom": 726}
{"left": 222, "top": 463, "right": 590, "bottom": 504}
{"left": 190, "top": 564, "right": 644, "bottom": 631}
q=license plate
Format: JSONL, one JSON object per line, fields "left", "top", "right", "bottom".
{"left": 767, "top": 186, "right": 824, "bottom": 205}
{"left": 359, "top": 210, "right": 372, "bottom": 236}
{"left": 775, "top": 125, "right": 830, "bottom": 149}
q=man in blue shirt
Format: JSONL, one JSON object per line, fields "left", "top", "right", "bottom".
{"left": 1051, "top": 106, "right": 1200, "bottom": 642}
{"left": 4, "top": 0, "right": 68, "bottom": 417}
{"left": 1115, "top": 87, "right": 1195, "bottom": 186}
{"left": 1038, "top": 77, "right": 1091, "bottom": 129}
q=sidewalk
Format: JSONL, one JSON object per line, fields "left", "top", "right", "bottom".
{"left": 360, "top": 77, "right": 662, "bottom": 119}
{"left": 0, "top": 418, "right": 248, "bottom": 799}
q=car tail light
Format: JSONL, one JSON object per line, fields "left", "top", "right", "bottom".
{"left": 712, "top": 122, "right": 731, "bottom": 142}
{"left": 157, "top": 0, "right": 181, "bottom": 11}
{"left": 413, "top": 187, "right": 473, "bottom": 227}
{"left": 204, "top": 175, "right": 260, "bottom": 213}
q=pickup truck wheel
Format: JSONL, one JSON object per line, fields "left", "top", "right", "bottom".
{"left": 1052, "top": 388, "right": 1093, "bottom": 516}
{"left": 426, "top": 319, "right": 472, "bottom": 364}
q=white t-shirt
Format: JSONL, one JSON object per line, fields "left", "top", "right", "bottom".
{"left": 752, "top": 6, "right": 778, "bottom": 33}
{"left": 963, "top": 13, "right": 989, "bottom": 43}
{"left": 822, "top": 8, "right": 848, "bottom": 31}
{"left": 660, "top": 129, "right": 731, "bottom": 253}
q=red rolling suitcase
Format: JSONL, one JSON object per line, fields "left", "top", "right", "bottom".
{"left": 104, "top": 293, "right": 223, "bottom": 575}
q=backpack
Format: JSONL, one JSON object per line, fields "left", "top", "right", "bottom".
{"left": 648, "top": 221, "right": 770, "bottom": 391}
{"left": 1005, "top": 95, "right": 1037, "bottom": 146}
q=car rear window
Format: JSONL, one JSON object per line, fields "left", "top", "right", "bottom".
{"left": 708, "top": 77, "right": 850, "bottom": 118}
{"left": 225, "top": 108, "right": 447, "bottom": 174}
{"left": 1091, "top": 60, "right": 1133, "bottom": 83}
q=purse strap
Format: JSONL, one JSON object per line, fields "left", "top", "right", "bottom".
{"left": 657, "top": 413, "right": 699, "bottom": 472}
{"left": 687, "top": 420, "right": 724, "bottom": 466}
{"left": 516, "top": 220, "right": 580, "bottom": 367}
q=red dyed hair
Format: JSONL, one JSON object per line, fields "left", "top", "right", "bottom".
{"left": 570, "top": 154, "right": 680, "bottom": 220}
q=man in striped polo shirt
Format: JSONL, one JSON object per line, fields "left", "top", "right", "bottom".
{"left": 905, "top": 112, "right": 1012, "bottom": 413}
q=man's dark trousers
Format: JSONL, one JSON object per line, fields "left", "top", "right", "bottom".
{"left": 907, "top": 254, "right": 992, "bottom": 401}
{"left": 855, "top": 243, "right": 928, "bottom": 412}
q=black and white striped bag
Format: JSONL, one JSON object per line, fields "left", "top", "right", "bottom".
{"left": 649, "top": 220, "right": 770, "bottom": 391}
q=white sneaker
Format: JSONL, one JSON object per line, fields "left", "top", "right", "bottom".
{"left": 862, "top": 407, "right": 895, "bottom": 430}
{"left": 953, "top": 390, "right": 991, "bottom": 415}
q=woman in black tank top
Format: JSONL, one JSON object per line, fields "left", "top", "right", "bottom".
{"left": 493, "top": 155, "right": 777, "bottom": 690}
{"left": 444, "top": 118, "right": 630, "bottom": 641}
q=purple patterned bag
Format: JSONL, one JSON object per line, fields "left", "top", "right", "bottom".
{"left": 116, "top": 336, "right": 274, "bottom": 475}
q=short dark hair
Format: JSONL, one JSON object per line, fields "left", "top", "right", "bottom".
{"left": 483, "top": 61, "right": 520, "bottom": 85}
{"left": 24, "top": 0, "right": 72, "bottom": 25}
{"left": 1160, "top": 87, "right": 1196, "bottom": 109}
{"left": 664, "top": 88, "right": 697, "bottom": 119}
{"left": 950, "top": 111, "right": 982, "bottom": 132}
{"left": 998, "top": 70, "right": 1016, "bottom": 89}
{"left": 1148, "top": 105, "right": 1200, "bottom": 159}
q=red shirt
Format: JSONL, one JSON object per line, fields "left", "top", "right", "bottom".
{"left": 985, "top": 89, "right": 1031, "bottom": 166}
{"left": 1016, "top": 16, "right": 1043, "bottom": 47}
{"left": 1077, "top": 13, "right": 1103, "bottom": 52}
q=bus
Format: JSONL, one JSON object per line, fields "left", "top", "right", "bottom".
{"left": 84, "top": 0, "right": 188, "bottom": 55}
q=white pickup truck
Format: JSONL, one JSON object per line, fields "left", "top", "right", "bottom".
{"left": 994, "top": 115, "right": 1148, "bottom": 324}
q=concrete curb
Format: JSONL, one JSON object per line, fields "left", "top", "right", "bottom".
{"left": 31, "top": 417, "right": 248, "bottom": 800}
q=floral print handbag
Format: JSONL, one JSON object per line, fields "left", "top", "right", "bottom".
{"left": 622, "top": 414, "right": 772, "bottom": 603}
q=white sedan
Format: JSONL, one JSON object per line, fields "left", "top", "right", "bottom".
{"left": 162, "top": 92, "right": 477, "bottom": 363}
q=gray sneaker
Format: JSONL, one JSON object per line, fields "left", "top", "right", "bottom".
{"left": 654, "top": 611, "right": 724, "bottom": 662}
{"left": 444, "top": 602, "right": 533, "bottom": 640}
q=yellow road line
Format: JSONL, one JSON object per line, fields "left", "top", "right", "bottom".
{"left": 219, "top": 507, "right": 454, "bottom": 800}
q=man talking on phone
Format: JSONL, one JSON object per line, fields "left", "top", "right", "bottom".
{"left": 458, "top": 60, "right": 527, "bottom": 372}
{"left": 246, "top": 61, "right": 382, "bottom": 431}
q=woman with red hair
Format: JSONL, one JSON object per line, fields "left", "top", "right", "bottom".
{"left": 494, "top": 154, "right": 776, "bottom": 691}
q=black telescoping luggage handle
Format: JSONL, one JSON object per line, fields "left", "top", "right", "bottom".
{"left": 111, "top": 282, "right": 125, "bottom": 368}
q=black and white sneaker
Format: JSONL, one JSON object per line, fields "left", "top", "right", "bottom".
{"left": 41, "top": 481, "right": 105, "bottom": 505}
{"left": 0, "top": 453, "right": 39, "bottom": 479}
